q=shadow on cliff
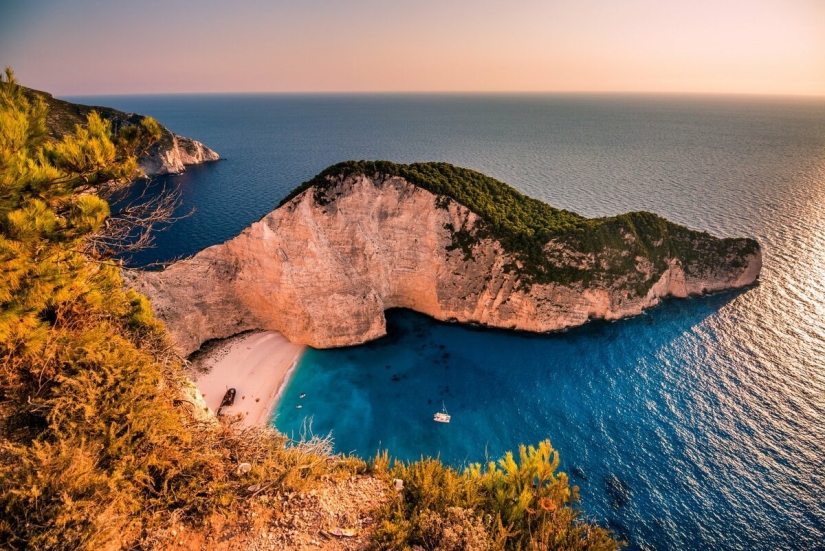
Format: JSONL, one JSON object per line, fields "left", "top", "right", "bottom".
{"left": 367, "top": 285, "right": 753, "bottom": 351}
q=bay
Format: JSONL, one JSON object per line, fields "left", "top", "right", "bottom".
{"left": 69, "top": 92, "right": 825, "bottom": 550}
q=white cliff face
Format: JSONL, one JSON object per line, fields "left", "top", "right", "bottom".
{"left": 138, "top": 134, "right": 220, "bottom": 177}
{"left": 127, "top": 174, "right": 761, "bottom": 356}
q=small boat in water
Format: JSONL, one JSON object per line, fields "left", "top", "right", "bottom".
{"left": 434, "top": 402, "right": 450, "bottom": 423}
{"left": 299, "top": 393, "right": 306, "bottom": 398}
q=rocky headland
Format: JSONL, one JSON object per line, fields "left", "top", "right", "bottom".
{"left": 25, "top": 87, "right": 220, "bottom": 176}
{"left": 128, "top": 161, "right": 761, "bottom": 355}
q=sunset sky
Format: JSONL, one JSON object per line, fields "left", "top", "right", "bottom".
{"left": 2, "top": 0, "right": 823, "bottom": 96}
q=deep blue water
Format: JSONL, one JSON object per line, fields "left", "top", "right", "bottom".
{"left": 70, "top": 93, "right": 825, "bottom": 550}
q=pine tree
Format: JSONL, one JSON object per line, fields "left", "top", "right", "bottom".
{"left": 0, "top": 67, "right": 196, "bottom": 550}
{"left": 0, "top": 68, "right": 362, "bottom": 551}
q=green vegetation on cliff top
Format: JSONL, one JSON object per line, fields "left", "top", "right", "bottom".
{"left": 284, "top": 160, "right": 759, "bottom": 292}
{"left": 23, "top": 86, "right": 177, "bottom": 150}
{"left": 282, "top": 160, "right": 586, "bottom": 237}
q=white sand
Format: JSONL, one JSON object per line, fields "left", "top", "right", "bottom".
{"left": 191, "top": 331, "right": 306, "bottom": 427}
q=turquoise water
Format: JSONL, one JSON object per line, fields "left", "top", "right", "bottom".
{"left": 70, "top": 93, "right": 825, "bottom": 549}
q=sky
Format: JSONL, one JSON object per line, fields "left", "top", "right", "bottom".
{"left": 1, "top": 0, "right": 823, "bottom": 96}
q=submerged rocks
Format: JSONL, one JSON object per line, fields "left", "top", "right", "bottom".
{"left": 571, "top": 466, "right": 588, "bottom": 481}
{"left": 128, "top": 163, "right": 761, "bottom": 355}
{"left": 605, "top": 475, "right": 631, "bottom": 509}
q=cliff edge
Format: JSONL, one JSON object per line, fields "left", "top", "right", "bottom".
{"left": 128, "top": 161, "right": 761, "bottom": 355}
{"left": 25, "top": 87, "right": 220, "bottom": 176}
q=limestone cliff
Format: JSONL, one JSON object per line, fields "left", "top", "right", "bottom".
{"left": 128, "top": 162, "right": 761, "bottom": 355}
{"left": 138, "top": 133, "right": 221, "bottom": 176}
{"left": 26, "top": 87, "right": 220, "bottom": 176}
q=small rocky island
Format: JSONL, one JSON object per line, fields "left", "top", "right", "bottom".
{"left": 26, "top": 87, "right": 220, "bottom": 176}
{"left": 129, "top": 161, "right": 761, "bottom": 354}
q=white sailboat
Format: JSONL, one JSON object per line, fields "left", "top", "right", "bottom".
{"left": 433, "top": 402, "right": 450, "bottom": 423}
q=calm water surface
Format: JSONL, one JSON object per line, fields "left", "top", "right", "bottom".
{"left": 70, "top": 93, "right": 825, "bottom": 550}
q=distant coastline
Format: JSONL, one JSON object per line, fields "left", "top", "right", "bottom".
{"left": 25, "top": 86, "right": 221, "bottom": 177}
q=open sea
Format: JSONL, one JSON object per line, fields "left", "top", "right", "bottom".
{"left": 70, "top": 93, "right": 825, "bottom": 550}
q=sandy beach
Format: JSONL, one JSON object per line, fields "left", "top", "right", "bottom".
{"left": 190, "top": 331, "right": 306, "bottom": 427}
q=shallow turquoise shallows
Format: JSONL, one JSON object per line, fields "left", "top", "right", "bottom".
{"left": 70, "top": 93, "right": 825, "bottom": 550}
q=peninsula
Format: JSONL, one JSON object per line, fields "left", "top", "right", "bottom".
{"left": 25, "top": 87, "right": 220, "bottom": 176}
{"left": 129, "top": 161, "right": 761, "bottom": 356}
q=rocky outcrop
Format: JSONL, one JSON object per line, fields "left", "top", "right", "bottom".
{"left": 138, "top": 134, "right": 220, "bottom": 176}
{"left": 127, "top": 167, "right": 761, "bottom": 355}
{"left": 26, "top": 87, "right": 219, "bottom": 177}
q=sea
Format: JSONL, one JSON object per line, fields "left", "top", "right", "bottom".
{"left": 69, "top": 93, "right": 825, "bottom": 550}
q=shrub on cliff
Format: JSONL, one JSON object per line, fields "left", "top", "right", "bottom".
{"left": 371, "top": 441, "right": 620, "bottom": 550}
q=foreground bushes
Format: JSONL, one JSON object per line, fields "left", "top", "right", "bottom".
{"left": 371, "top": 441, "right": 620, "bottom": 551}
{"left": 0, "top": 69, "right": 364, "bottom": 550}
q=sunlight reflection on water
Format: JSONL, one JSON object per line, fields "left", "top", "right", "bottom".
{"left": 73, "top": 93, "right": 825, "bottom": 550}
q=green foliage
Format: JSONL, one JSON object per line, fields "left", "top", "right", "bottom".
{"left": 0, "top": 65, "right": 194, "bottom": 549}
{"left": 0, "top": 68, "right": 362, "bottom": 550}
{"left": 281, "top": 160, "right": 586, "bottom": 238}
{"left": 283, "top": 160, "right": 759, "bottom": 293}
{"left": 370, "top": 440, "right": 620, "bottom": 551}
{"left": 23, "top": 83, "right": 171, "bottom": 152}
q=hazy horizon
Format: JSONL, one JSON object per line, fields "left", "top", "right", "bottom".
{"left": 62, "top": 90, "right": 825, "bottom": 99}
{"left": 3, "top": 0, "right": 824, "bottom": 97}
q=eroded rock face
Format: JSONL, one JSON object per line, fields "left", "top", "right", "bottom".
{"left": 127, "top": 174, "right": 761, "bottom": 355}
{"left": 138, "top": 134, "right": 221, "bottom": 176}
